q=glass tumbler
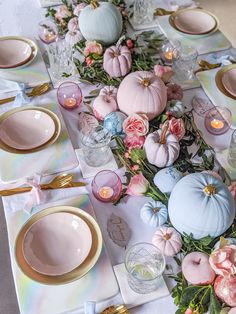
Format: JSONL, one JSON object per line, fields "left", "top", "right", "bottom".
{"left": 133, "top": 0, "right": 154, "bottom": 25}
{"left": 173, "top": 45, "right": 198, "bottom": 80}
{"left": 81, "top": 126, "right": 111, "bottom": 167}
{"left": 228, "top": 130, "right": 236, "bottom": 168}
{"left": 125, "top": 242, "right": 166, "bottom": 294}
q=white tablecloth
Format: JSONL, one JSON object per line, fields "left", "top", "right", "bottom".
{"left": 0, "top": 1, "right": 235, "bottom": 313}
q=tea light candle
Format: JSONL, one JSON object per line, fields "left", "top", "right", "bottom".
{"left": 164, "top": 51, "right": 174, "bottom": 61}
{"left": 98, "top": 186, "right": 114, "bottom": 199}
{"left": 161, "top": 40, "right": 181, "bottom": 65}
{"left": 210, "top": 119, "right": 224, "bottom": 130}
{"left": 44, "top": 32, "right": 57, "bottom": 44}
{"left": 64, "top": 97, "right": 77, "bottom": 108}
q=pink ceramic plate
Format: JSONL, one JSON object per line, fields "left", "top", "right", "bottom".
{"left": 0, "top": 38, "right": 32, "bottom": 69}
{"left": 174, "top": 9, "right": 216, "bottom": 35}
{"left": 23, "top": 212, "right": 92, "bottom": 276}
{"left": 222, "top": 68, "right": 236, "bottom": 97}
{"left": 0, "top": 109, "right": 56, "bottom": 150}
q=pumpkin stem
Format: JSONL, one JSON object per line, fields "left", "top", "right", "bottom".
{"left": 90, "top": 0, "right": 99, "bottom": 9}
{"left": 159, "top": 122, "right": 169, "bottom": 144}
{"left": 163, "top": 233, "right": 171, "bottom": 240}
{"left": 153, "top": 207, "right": 160, "bottom": 213}
{"left": 141, "top": 78, "right": 151, "bottom": 87}
{"left": 203, "top": 184, "right": 217, "bottom": 196}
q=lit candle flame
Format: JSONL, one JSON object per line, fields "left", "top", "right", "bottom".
{"left": 64, "top": 97, "right": 77, "bottom": 108}
{"left": 98, "top": 186, "right": 114, "bottom": 199}
{"left": 210, "top": 119, "right": 224, "bottom": 129}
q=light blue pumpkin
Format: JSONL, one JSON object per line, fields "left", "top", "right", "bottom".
{"left": 140, "top": 200, "right": 168, "bottom": 227}
{"left": 103, "top": 111, "right": 127, "bottom": 135}
{"left": 168, "top": 173, "right": 236, "bottom": 239}
{"left": 79, "top": 2, "right": 123, "bottom": 45}
{"left": 153, "top": 167, "right": 183, "bottom": 194}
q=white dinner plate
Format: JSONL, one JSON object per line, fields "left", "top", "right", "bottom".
{"left": 23, "top": 212, "right": 92, "bottom": 276}
{"left": 222, "top": 68, "right": 236, "bottom": 98}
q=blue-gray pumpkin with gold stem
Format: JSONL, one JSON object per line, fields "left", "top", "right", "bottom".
{"left": 168, "top": 173, "right": 236, "bottom": 239}
{"left": 79, "top": 1, "right": 123, "bottom": 46}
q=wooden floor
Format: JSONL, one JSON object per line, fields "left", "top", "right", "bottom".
{"left": 199, "top": 0, "right": 236, "bottom": 47}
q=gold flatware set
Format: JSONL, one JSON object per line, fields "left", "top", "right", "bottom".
{"left": 0, "top": 173, "right": 86, "bottom": 197}
{"left": 100, "top": 304, "right": 129, "bottom": 314}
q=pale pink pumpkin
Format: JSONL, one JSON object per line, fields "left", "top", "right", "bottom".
{"left": 214, "top": 275, "right": 236, "bottom": 307}
{"left": 117, "top": 71, "right": 167, "bottom": 121}
{"left": 103, "top": 45, "right": 132, "bottom": 78}
{"left": 93, "top": 95, "right": 117, "bottom": 121}
{"left": 99, "top": 85, "right": 118, "bottom": 100}
{"left": 144, "top": 124, "right": 180, "bottom": 167}
{"left": 182, "top": 252, "right": 216, "bottom": 285}
{"left": 229, "top": 307, "right": 236, "bottom": 314}
{"left": 152, "top": 226, "right": 182, "bottom": 257}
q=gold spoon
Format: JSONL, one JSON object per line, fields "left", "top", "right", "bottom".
{"left": 0, "top": 173, "right": 86, "bottom": 196}
{"left": 100, "top": 305, "right": 129, "bottom": 314}
{"left": 198, "top": 60, "right": 221, "bottom": 69}
{"left": 154, "top": 8, "right": 174, "bottom": 16}
{"left": 0, "top": 83, "right": 50, "bottom": 105}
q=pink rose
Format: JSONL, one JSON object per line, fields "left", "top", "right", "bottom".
{"left": 209, "top": 245, "right": 236, "bottom": 277}
{"left": 229, "top": 182, "right": 236, "bottom": 202}
{"left": 73, "top": 3, "right": 87, "bottom": 16}
{"left": 84, "top": 41, "right": 103, "bottom": 57}
{"left": 68, "top": 17, "right": 79, "bottom": 31}
{"left": 126, "top": 173, "right": 149, "bottom": 196}
{"left": 86, "top": 56, "right": 94, "bottom": 66}
{"left": 165, "top": 117, "right": 185, "bottom": 140}
{"left": 55, "top": 5, "right": 72, "bottom": 21}
{"left": 123, "top": 114, "right": 149, "bottom": 136}
{"left": 154, "top": 65, "right": 174, "bottom": 83}
{"left": 124, "top": 134, "right": 145, "bottom": 149}
{"left": 167, "top": 83, "right": 183, "bottom": 101}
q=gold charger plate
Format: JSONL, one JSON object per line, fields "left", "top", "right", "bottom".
{"left": 215, "top": 64, "right": 236, "bottom": 100}
{"left": 169, "top": 9, "right": 219, "bottom": 38}
{"left": 0, "top": 106, "right": 61, "bottom": 154}
{"left": 0, "top": 36, "right": 38, "bottom": 71}
{"left": 15, "top": 205, "right": 103, "bottom": 285}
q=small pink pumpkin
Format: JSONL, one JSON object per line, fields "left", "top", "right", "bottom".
{"left": 182, "top": 252, "right": 216, "bottom": 285}
{"left": 99, "top": 85, "right": 118, "bottom": 100}
{"left": 93, "top": 95, "right": 117, "bottom": 121}
{"left": 103, "top": 45, "right": 132, "bottom": 78}
{"left": 144, "top": 124, "right": 180, "bottom": 167}
{"left": 117, "top": 71, "right": 167, "bottom": 121}
{"left": 229, "top": 308, "right": 236, "bottom": 314}
{"left": 152, "top": 226, "right": 182, "bottom": 257}
{"left": 214, "top": 275, "right": 236, "bottom": 307}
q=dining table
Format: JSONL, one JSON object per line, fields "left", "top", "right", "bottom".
{"left": 0, "top": 0, "right": 236, "bottom": 314}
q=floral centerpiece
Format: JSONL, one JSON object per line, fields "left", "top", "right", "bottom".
{"left": 45, "top": 2, "right": 236, "bottom": 313}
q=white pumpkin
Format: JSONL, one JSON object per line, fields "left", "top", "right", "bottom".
{"left": 168, "top": 173, "right": 236, "bottom": 239}
{"left": 140, "top": 200, "right": 168, "bottom": 227}
{"left": 144, "top": 126, "right": 180, "bottom": 168}
{"left": 79, "top": 1, "right": 123, "bottom": 45}
{"left": 153, "top": 167, "right": 183, "bottom": 194}
{"left": 93, "top": 95, "right": 117, "bottom": 120}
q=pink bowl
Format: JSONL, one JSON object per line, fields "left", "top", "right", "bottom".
{"left": 222, "top": 68, "right": 236, "bottom": 97}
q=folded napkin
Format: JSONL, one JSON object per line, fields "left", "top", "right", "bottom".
{"left": 84, "top": 301, "right": 96, "bottom": 314}
{"left": 206, "top": 54, "right": 236, "bottom": 66}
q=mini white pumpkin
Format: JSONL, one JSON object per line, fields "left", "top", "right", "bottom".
{"left": 93, "top": 95, "right": 117, "bottom": 121}
{"left": 152, "top": 226, "right": 183, "bottom": 257}
{"left": 168, "top": 173, "right": 236, "bottom": 239}
{"left": 166, "top": 100, "right": 186, "bottom": 118}
{"left": 79, "top": 1, "right": 123, "bottom": 45}
{"left": 99, "top": 86, "right": 118, "bottom": 100}
{"left": 153, "top": 167, "right": 183, "bottom": 194}
{"left": 144, "top": 125, "right": 180, "bottom": 168}
{"left": 140, "top": 200, "right": 168, "bottom": 227}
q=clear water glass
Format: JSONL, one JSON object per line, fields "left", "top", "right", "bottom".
{"left": 173, "top": 45, "right": 198, "bottom": 80}
{"left": 133, "top": 0, "right": 154, "bottom": 25}
{"left": 228, "top": 130, "right": 236, "bottom": 168}
{"left": 81, "top": 126, "right": 111, "bottom": 167}
{"left": 125, "top": 242, "right": 166, "bottom": 294}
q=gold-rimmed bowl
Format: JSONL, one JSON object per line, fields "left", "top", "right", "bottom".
{"left": 15, "top": 206, "right": 103, "bottom": 285}
{"left": 0, "top": 37, "right": 38, "bottom": 71}
{"left": 0, "top": 106, "right": 61, "bottom": 154}
{"left": 169, "top": 9, "right": 219, "bottom": 39}
{"left": 215, "top": 64, "right": 236, "bottom": 100}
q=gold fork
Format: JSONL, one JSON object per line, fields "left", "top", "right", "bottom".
{"left": 0, "top": 174, "right": 86, "bottom": 196}
{"left": 0, "top": 83, "right": 50, "bottom": 105}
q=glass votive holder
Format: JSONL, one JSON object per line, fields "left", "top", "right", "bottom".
{"left": 81, "top": 126, "right": 111, "bottom": 167}
{"left": 57, "top": 82, "right": 82, "bottom": 110}
{"left": 91, "top": 170, "right": 122, "bottom": 203}
{"left": 160, "top": 39, "right": 181, "bottom": 65}
{"left": 228, "top": 130, "right": 236, "bottom": 167}
{"left": 204, "top": 106, "right": 232, "bottom": 135}
{"left": 38, "top": 19, "right": 58, "bottom": 44}
{"left": 125, "top": 242, "right": 166, "bottom": 294}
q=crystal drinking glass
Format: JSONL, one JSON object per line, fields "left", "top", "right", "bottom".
{"left": 125, "top": 242, "right": 166, "bottom": 294}
{"left": 228, "top": 130, "right": 236, "bottom": 168}
{"left": 133, "top": 0, "right": 154, "bottom": 25}
{"left": 173, "top": 45, "right": 198, "bottom": 80}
